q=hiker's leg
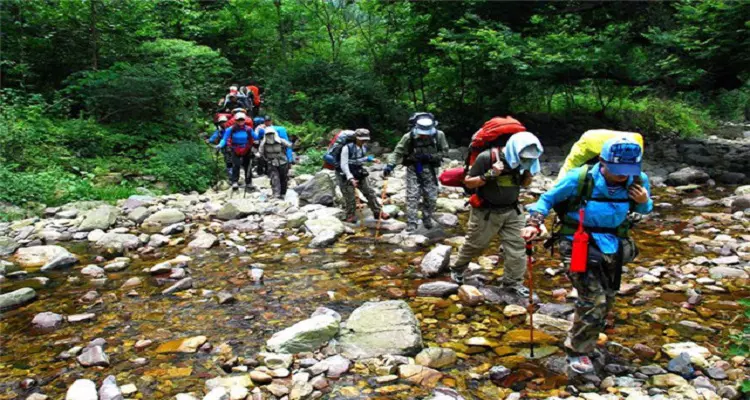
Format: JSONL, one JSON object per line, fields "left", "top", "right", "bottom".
{"left": 268, "top": 164, "right": 281, "bottom": 197}
{"left": 420, "top": 168, "right": 438, "bottom": 224}
{"left": 279, "top": 164, "right": 289, "bottom": 197}
{"left": 498, "top": 210, "right": 526, "bottom": 286}
{"left": 230, "top": 152, "right": 241, "bottom": 184}
{"left": 223, "top": 151, "right": 232, "bottom": 180}
{"left": 453, "top": 208, "right": 495, "bottom": 273}
{"left": 405, "top": 168, "right": 420, "bottom": 227}
{"left": 337, "top": 174, "right": 356, "bottom": 220}
{"left": 243, "top": 154, "right": 252, "bottom": 186}
{"left": 360, "top": 177, "right": 381, "bottom": 215}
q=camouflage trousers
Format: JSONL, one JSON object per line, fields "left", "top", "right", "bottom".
{"left": 337, "top": 173, "right": 381, "bottom": 219}
{"left": 559, "top": 238, "right": 637, "bottom": 355}
{"left": 405, "top": 165, "right": 438, "bottom": 226}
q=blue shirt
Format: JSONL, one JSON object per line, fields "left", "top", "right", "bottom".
{"left": 208, "top": 128, "right": 223, "bottom": 144}
{"left": 527, "top": 162, "right": 653, "bottom": 254}
{"left": 218, "top": 125, "right": 258, "bottom": 148}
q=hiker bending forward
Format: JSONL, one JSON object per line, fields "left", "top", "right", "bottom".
{"left": 522, "top": 136, "right": 653, "bottom": 375}
{"left": 451, "top": 132, "right": 543, "bottom": 300}
{"left": 338, "top": 129, "right": 388, "bottom": 223}
{"left": 384, "top": 116, "right": 449, "bottom": 232}
{"left": 258, "top": 127, "right": 291, "bottom": 199}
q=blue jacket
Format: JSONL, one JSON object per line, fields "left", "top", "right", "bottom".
{"left": 256, "top": 125, "right": 294, "bottom": 162}
{"left": 209, "top": 128, "right": 223, "bottom": 144}
{"left": 527, "top": 162, "right": 653, "bottom": 254}
{"left": 219, "top": 125, "right": 258, "bottom": 149}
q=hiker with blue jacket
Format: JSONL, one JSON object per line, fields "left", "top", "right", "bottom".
{"left": 216, "top": 112, "right": 258, "bottom": 191}
{"left": 521, "top": 136, "right": 652, "bottom": 376}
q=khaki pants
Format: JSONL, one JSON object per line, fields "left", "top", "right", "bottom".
{"left": 453, "top": 207, "right": 526, "bottom": 286}
{"left": 337, "top": 174, "right": 381, "bottom": 219}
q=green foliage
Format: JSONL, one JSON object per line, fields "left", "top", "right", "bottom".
{"left": 147, "top": 142, "right": 219, "bottom": 193}
{"left": 281, "top": 119, "right": 331, "bottom": 149}
{"left": 294, "top": 148, "right": 327, "bottom": 176}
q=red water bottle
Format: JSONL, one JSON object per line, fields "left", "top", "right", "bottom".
{"left": 570, "top": 208, "right": 589, "bottom": 273}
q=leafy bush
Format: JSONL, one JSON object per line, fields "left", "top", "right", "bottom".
{"left": 147, "top": 142, "right": 219, "bottom": 193}
{"left": 294, "top": 148, "right": 327, "bottom": 175}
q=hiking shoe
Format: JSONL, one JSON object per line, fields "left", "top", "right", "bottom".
{"left": 379, "top": 212, "right": 391, "bottom": 220}
{"left": 450, "top": 269, "right": 464, "bottom": 285}
{"left": 405, "top": 223, "right": 418, "bottom": 233}
{"left": 245, "top": 183, "right": 255, "bottom": 191}
{"left": 231, "top": 183, "right": 239, "bottom": 191}
{"left": 502, "top": 284, "right": 530, "bottom": 298}
{"left": 423, "top": 219, "right": 434, "bottom": 229}
{"left": 567, "top": 355, "right": 595, "bottom": 374}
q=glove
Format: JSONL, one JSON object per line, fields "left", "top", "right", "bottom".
{"left": 215, "top": 145, "right": 222, "bottom": 150}
{"left": 366, "top": 155, "right": 375, "bottom": 162}
{"left": 383, "top": 164, "right": 395, "bottom": 177}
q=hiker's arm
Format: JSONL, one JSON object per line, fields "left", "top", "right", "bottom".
{"left": 217, "top": 130, "right": 229, "bottom": 148}
{"left": 340, "top": 146, "right": 354, "bottom": 181}
{"left": 527, "top": 170, "right": 580, "bottom": 217}
{"left": 436, "top": 131, "right": 449, "bottom": 160}
{"left": 632, "top": 173, "right": 654, "bottom": 214}
{"left": 387, "top": 134, "right": 409, "bottom": 165}
{"left": 277, "top": 137, "right": 293, "bottom": 148}
{"left": 520, "top": 170, "right": 533, "bottom": 187}
{"left": 258, "top": 137, "right": 267, "bottom": 158}
{"left": 464, "top": 153, "right": 491, "bottom": 189}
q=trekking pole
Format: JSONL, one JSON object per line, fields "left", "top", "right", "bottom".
{"left": 375, "top": 179, "right": 389, "bottom": 238}
{"left": 353, "top": 186, "right": 366, "bottom": 231}
{"left": 526, "top": 241, "right": 536, "bottom": 358}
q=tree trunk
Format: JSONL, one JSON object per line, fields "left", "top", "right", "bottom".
{"left": 90, "top": 0, "right": 98, "bottom": 70}
{"left": 274, "top": 0, "right": 287, "bottom": 62}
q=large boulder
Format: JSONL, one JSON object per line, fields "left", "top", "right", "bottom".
{"left": 217, "top": 199, "right": 258, "bottom": 221}
{"left": 14, "top": 245, "right": 77, "bottom": 269}
{"left": 95, "top": 233, "right": 140, "bottom": 255}
{"left": 0, "top": 287, "right": 37, "bottom": 311}
{"left": 266, "top": 315, "right": 340, "bottom": 353}
{"left": 338, "top": 300, "right": 423, "bottom": 359}
{"left": 78, "top": 205, "right": 119, "bottom": 231}
{"left": 731, "top": 195, "right": 750, "bottom": 213}
{"left": 666, "top": 167, "right": 710, "bottom": 186}
{"left": 420, "top": 245, "right": 452, "bottom": 277}
{"left": 0, "top": 236, "right": 20, "bottom": 257}
{"left": 294, "top": 171, "right": 336, "bottom": 206}
{"left": 142, "top": 209, "right": 185, "bottom": 232}
{"left": 304, "top": 217, "right": 344, "bottom": 237}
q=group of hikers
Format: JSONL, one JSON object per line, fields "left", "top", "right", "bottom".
{"left": 208, "top": 91, "right": 653, "bottom": 376}
{"left": 319, "top": 112, "right": 652, "bottom": 377}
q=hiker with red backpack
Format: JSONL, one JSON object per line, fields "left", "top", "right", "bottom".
{"left": 216, "top": 112, "right": 258, "bottom": 191}
{"left": 449, "top": 131, "right": 544, "bottom": 303}
{"left": 521, "top": 136, "right": 652, "bottom": 376}
{"left": 384, "top": 113, "right": 449, "bottom": 232}
{"left": 335, "top": 129, "right": 389, "bottom": 223}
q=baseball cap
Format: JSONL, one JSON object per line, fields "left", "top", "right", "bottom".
{"left": 413, "top": 117, "right": 436, "bottom": 136}
{"left": 217, "top": 115, "right": 228, "bottom": 122}
{"left": 234, "top": 112, "right": 247, "bottom": 121}
{"left": 601, "top": 137, "right": 643, "bottom": 176}
{"left": 264, "top": 115, "right": 273, "bottom": 122}
{"left": 355, "top": 128, "right": 371, "bottom": 141}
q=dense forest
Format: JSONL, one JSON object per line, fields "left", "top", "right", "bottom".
{"left": 1, "top": 0, "right": 749, "bottom": 217}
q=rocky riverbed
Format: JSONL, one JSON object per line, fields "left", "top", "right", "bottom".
{"left": 0, "top": 160, "right": 748, "bottom": 400}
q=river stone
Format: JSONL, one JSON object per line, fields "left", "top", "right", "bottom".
{"left": 537, "top": 303, "right": 575, "bottom": 318}
{"left": 709, "top": 266, "right": 748, "bottom": 279}
{"left": 66, "top": 379, "right": 98, "bottom": 400}
{"left": 78, "top": 206, "right": 119, "bottom": 231}
{"left": 188, "top": 231, "right": 217, "bottom": 249}
{"left": 127, "top": 207, "right": 150, "bottom": 224}
{"left": 263, "top": 353, "right": 293, "bottom": 369}
{"left": 667, "top": 352, "right": 695, "bottom": 378}
{"left": 304, "top": 217, "right": 344, "bottom": 236}
{"left": 666, "top": 167, "right": 710, "bottom": 186}
{"left": 0, "top": 236, "right": 20, "bottom": 256}
{"left": 77, "top": 342, "right": 109, "bottom": 367}
{"left": 731, "top": 195, "right": 750, "bottom": 213}
{"left": 639, "top": 365, "right": 667, "bottom": 375}
{"left": 162, "top": 277, "right": 193, "bottom": 295}
{"left": 99, "top": 375, "right": 124, "bottom": 400}
{"left": 424, "top": 387, "right": 466, "bottom": 400}
{"left": 398, "top": 364, "right": 442, "bottom": 387}
{"left": 420, "top": 245, "right": 452, "bottom": 277}
{"left": 0, "top": 288, "right": 37, "bottom": 310}
{"left": 651, "top": 373, "right": 688, "bottom": 388}
{"left": 417, "top": 281, "right": 459, "bottom": 297}
{"left": 267, "top": 315, "right": 339, "bottom": 353}
{"left": 436, "top": 198, "right": 467, "bottom": 213}
{"left": 294, "top": 171, "right": 336, "bottom": 206}
{"left": 310, "top": 229, "right": 340, "bottom": 248}
{"left": 415, "top": 347, "right": 457, "bottom": 369}
{"left": 14, "top": 245, "right": 76, "bottom": 268}
{"left": 96, "top": 233, "right": 140, "bottom": 255}
{"left": 148, "top": 234, "right": 170, "bottom": 248}
{"left": 217, "top": 199, "right": 258, "bottom": 220}
{"left": 338, "top": 300, "right": 423, "bottom": 359}
{"left": 205, "top": 375, "right": 253, "bottom": 391}
{"left": 662, "top": 342, "right": 710, "bottom": 367}
{"left": 434, "top": 213, "right": 459, "bottom": 227}
{"left": 156, "top": 336, "right": 207, "bottom": 353}
{"left": 363, "top": 217, "right": 407, "bottom": 232}
{"left": 32, "top": 312, "right": 64, "bottom": 331}
{"left": 142, "top": 209, "right": 185, "bottom": 231}
{"left": 458, "top": 285, "right": 484, "bottom": 306}
{"left": 40, "top": 252, "right": 79, "bottom": 272}
{"left": 203, "top": 387, "right": 229, "bottom": 400}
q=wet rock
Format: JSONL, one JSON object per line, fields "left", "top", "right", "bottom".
{"left": 103, "top": 260, "right": 129, "bottom": 272}
{"left": 81, "top": 265, "right": 105, "bottom": 277}
{"left": 31, "top": 312, "right": 64, "bottom": 331}
{"left": 338, "top": 300, "right": 423, "bottom": 359}
{"left": 674, "top": 320, "right": 717, "bottom": 337}
{"left": 417, "top": 281, "right": 459, "bottom": 297}
{"left": 666, "top": 167, "right": 710, "bottom": 186}
{"left": 311, "top": 307, "right": 341, "bottom": 322}
{"left": 0, "top": 236, "right": 20, "bottom": 256}
{"left": 77, "top": 339, "right": 109, "bottom": 367}
{"left": 266, "top": 383, "right": 289, "bottom": 397}
{"left": 263, "top": 353, "right": 293, "bottom": 369}
{"left": 203, "top": 387, "right": 229, "bottom": 400}
{"left": 309, "top": 229, "right": 340, "bottom": 248}
{"left": 205, "top": 375, "right": 253, "bottom": 391}
{"left": 424, "top": 387, "right": 466, "bottom": 400}
{"left": 127, "top": 207, "right": 150, "bottom": 224}
{"left": 651, "top": 373, "right": 689, "bottom": 388}
{"left": 121, "top": 277, "right": 141, "bottom": 289}
{"left": 662, "top": 342, "right": 710, "bottom": 367}
{"left": 434, "top": 213, "right": 459, "bottom": 227}
{"left": 706, "top": 366, "right": 728, "bottom": 380}
{"left": 14, "top": 245, "right": 76, "bottom": 269}
{"left": 458, "top": 285, "right": 484, "bottom": 306}
{"left": 188, "top": 231, "right": 217, "bottom": 249}
{"left": 162, "top": 277, "right": 193, "bottom": 295}
{"left": 96, "top": 232, "right": 140, "bottom": 255}
{"left": 398, "top": 364, "right": 442, "bottom": 387}
{"left": 320, "top": 355, "right": 350, "bottom": 378}
{"left": 639, "top": 365, "right": 666, "bottom": 375}
{"left": 305, "top": 217, "right": 344, "bottom": 247}
{"left": 489, "top": 365, "right": 511, "bottom": 383}
{"left": 66, "top": 379, "right": 98, "bottom": 400}
{"left": 25, "top": 394, "right": 48, "bottom": 400}
{"left": 99, "top": 375, "right": 124, "bottom": 400}
{"left": 250, "top": 370, "right": 272, "bottom": 384}
{"left": 228, "top": 386, "right": 248, "bottom": 400}
{"left": 731, "top": 195, "right": 750, "bottom": 213}
{"left": 78, "top": 206, "right": 119, "bottom": 232}
{"left": 718, "top": 385, "right": 739, "bottom": 400}
{"left": 709, "top": 267, "right": 747, "bottom": 279}
{"left": 176, "top": 395, "right": 199, "bottom": 400}
{"left": 682, "top": 196, "right": 716, "bottom": 207}
{"left": 711, "top": 255, "right": 740, "bottom": 265}
{"left": 155, "top": 336, "right": 207, "bottom": 353}
{"left": 266, "top": 315, "right": 339, "bottom": 353}
{"left": 142, "top": 208, "right": 185, "bottom": 231}
{"left": 415, "top": 347, "right": 457, "bottom": 369}
{"left": 420, "top": 245, "right": 452, "bottom": 277}
{"left": 436, "top": 198, "right": 467, "bottom": 213}
{"left": 529, "top": 313, "right": 572, "bottom": 334}
{"left": 161, "top": 222, "right": 185, "bottom": 235}
{"left": 294, "top": 171, "right": 336, "bottom": 206}
{"left": 503, "top": 304, "right": 527, "bottom": 317}
{"left": 692, "top": 376, "right": 716, "bottom": 391}
{"left": 216, "top": 291, "right": 236, "bottom": 305}
{"left": 363, "top": 217, "right": 407, "bottom": 232}
{"left": 0, "top": 287, "right": 37, "bottom": 311}
{"left": 148, "top": 234, "right": 170, "bottom": 248}
{"left": 310, "top": 376, "right": 328, "bottom": 390}
{"left": 537, "top": 303, "right": 575, "bottom": 318}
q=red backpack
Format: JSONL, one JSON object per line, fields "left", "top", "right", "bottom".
{"left": 439, "top": 116, "right": 525, "bottom": 187}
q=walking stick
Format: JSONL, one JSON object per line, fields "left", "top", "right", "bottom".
{"left": 353, "top": 185, "right": 365, "bottom": 231}
{"left": 375, "top": 179, "right": 389, "bottom": 238}
{"left": 526, "top": 241, "right": 536, "bottom": 358}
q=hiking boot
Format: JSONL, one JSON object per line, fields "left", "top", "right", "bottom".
{"left": 231, "top": 182, "right": 239, "bottom": 191}
{"left": 245, "top": 183, "right": 255, "bottom": 191}
{"left": 499, "top": 283, "right": 540, "bottom": 304}
{"left": 450, "top": 269, "right": 464, "bottom": 285}
{"left": 405, "top": 223, "right": 418, "bottom": 233}
{"left": 567, "top": 355, "right": 595, "bottom": 375}
{"left": 378, "top": 212, "right": 391, "bottom": 220}
{"left": 423, "top": 219, "right": 434, "bottom": 229}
